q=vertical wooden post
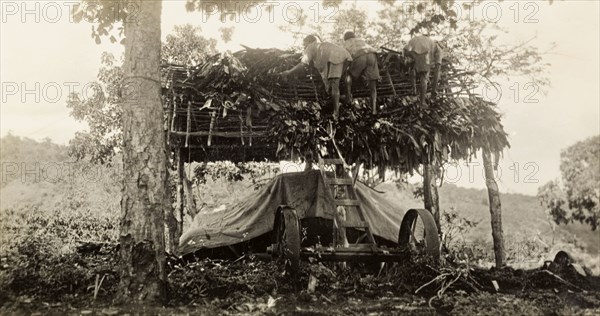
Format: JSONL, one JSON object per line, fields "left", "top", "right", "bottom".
{"left": 483, "top": 149, "right": 506, "bottom": 268}
{"left": 175, "top": 148, "right": 185, "bottom": 247}
{"left": 246, "top": 107, "right": 253, "bottom": 147}
{"left": 165, "top": 165, "right": 178, "bottom": 254}
{"left": 423, "top": 163, "right": 441, "bottom": 233}
{"left": 208, "top": 110, "right": 216, "bottom": 146}
{"left": 386, "top": 71, "right": 397, "bottom": 96}
{"left": 171, "top": 95, "right": 180, "bottom": 133}
{"left": 335, "top": 164, "right": 349, "bottom": 247}
{"left": 185, "top": 101, "right": 192, "bottom": 148}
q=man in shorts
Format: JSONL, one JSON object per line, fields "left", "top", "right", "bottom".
{"left": 403, "top": 34, "right": 444, "bottom": 107}
{"left": 280, "top": 35, "right": 352, "bottom": 120}
{"left": 343, "top": 31, "right": 381, "bottom": 114}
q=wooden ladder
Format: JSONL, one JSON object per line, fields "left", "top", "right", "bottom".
{"left": 318, "top": 157, "right": 377, "bottom": 249}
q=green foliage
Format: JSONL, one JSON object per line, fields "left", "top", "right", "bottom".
{"left": 219, "top": 26, "right": 235, "bottom": 43}
{"left": 163, "top": 24, "right": 217, "bottom": 66}
{"left": 441, "top": 207, "right": 480, "bottom": 251}
{"left": 266, "top": 96, "right": 509, "bottom": 174}
{"left": 71, "top": 0, "right": 129, "bottom": 44}
{"left": 538, "top": 180, "right": 569, "bottom": 225}
{"left": 1, "top": 210, "right": 119, "bottom": 299}
{"left": 192, "top": 161, "right": 279, "bottom": 188}
{"left": 67, "top": 25, "right": 216, "bottom": 164}
{"left": 67, "top": 52, "right": 123, "bottom": 164}
{"left": 538, "top": 136, "right": 600, "bottom": 230}
{"left": 327, "top": 6, "right": 369, "bottom": 43}
{"left": 0, "top": 176, "right": 119, "bottom": 299}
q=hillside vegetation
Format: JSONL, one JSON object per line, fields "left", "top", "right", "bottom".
{"left": 437, "top": 184, "right": 599, "bottom": 255}
{"left": 1, "top": 135, "right": 598, "bottom": 273}
{"left": 2, "top": 134, "right": 600, "bottom": 315}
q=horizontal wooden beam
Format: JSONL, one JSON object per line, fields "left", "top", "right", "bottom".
{"left": 171, "top": 131, "right": 265, "bottom": 138}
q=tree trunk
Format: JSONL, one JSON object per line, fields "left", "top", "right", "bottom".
{"left": 423, "top": 163, "right": 441, "bottom": 232}
{"left": 482, "top": 150, "right": 506, "bottom": 268}
{"left": 119, "top": 0, "right": 167, "bottom": 303}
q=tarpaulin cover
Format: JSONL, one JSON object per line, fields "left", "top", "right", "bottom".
{"left": 178, "top": 170, "right": 407, "bottom": 256}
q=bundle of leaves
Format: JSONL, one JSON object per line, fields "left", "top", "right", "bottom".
{"left": 165, "top": 46, "right": 461, "bottom": 114}
{"left": 266, "top": 95, "right": 509, "bottom": 174}
{"left": 166, "top": 48, "right": 299, "bottom": 114}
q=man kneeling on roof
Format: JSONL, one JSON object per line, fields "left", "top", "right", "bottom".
{"left": 343, "top": 31, "right": 381, "bottom": 115}
{"left": 403, "top": 32, "right": 443, "bottom": 107}
{"left": 279, "top": 35, "right": 352, "bottom": 120}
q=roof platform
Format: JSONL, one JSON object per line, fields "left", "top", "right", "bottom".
{"left": 162, "top": 47, "right": 479, "bottom": 164}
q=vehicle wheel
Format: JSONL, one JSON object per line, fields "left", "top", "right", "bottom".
{"left": 275, "top": 207, "right": 301, "bottom": 273}
{"left": 398, "top": 209, "right": 440, "bottom": 261}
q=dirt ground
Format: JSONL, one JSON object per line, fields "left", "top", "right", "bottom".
{"left": 2, "top": 251, "right": 600, "bottom": 316}
{"left": 3, "top": 291, "right": 600, "bottom": 315}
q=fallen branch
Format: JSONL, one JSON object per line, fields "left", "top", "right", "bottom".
{"left": 536, "top": 269, "right": 585, "bottom": 292}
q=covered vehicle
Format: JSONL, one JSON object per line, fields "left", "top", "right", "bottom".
{"left": 178, "top": 170, "right": 435, "bottom": 262}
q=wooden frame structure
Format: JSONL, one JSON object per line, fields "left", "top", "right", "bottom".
{"left": 161, "top": 47, "right": 503, "bottom": 261}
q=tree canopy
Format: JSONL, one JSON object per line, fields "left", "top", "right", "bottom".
{"left": 280, "top": 0, "right": 551, "bottom": 89}
{"left": 538, "top": 136, "right": 600, "bottom": 230}
{"left": 67, "top": 24, "right": 216, "bottom": 163}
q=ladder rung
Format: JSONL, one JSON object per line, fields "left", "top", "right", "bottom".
{"left": 321, "top": 158, "right": 343, "bottom": 165}
{"left": 335, "top": 199, "right": 360, "bottom": 206}
{"left": 325, "top": 178, "right": 354, "bottom": 185}
{"left": 340, "top": 220, "right": 369, "bottom": 228}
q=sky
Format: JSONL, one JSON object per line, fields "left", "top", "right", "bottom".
{"left": 1, "top": 0, "right": 599, "bottom": 195}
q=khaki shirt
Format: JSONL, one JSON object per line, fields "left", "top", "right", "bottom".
{"left": 343, "top": 38, "right": 378, "bottom": 58}
{"left": 404, "top": 35, "right": 443, "bottom": 69}
{"left": 301, "top": 42, "right": 352, "bottom": 79}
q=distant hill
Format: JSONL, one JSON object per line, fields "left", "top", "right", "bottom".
{"left": 0, "top": 133, "right": 68, "bottom": 163}
{"left": 375, "top": 182, "right": 599, "bottom": 256}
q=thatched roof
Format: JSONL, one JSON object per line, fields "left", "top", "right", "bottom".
{"left": 162, "top": 47, "right": 509, "bottom": 172}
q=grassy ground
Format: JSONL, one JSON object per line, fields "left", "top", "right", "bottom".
{"left": 1, "top": 135, "right": 599, "bottom": 314}
{"left": 2, "top": 253, "right": 600, "bottom": 315}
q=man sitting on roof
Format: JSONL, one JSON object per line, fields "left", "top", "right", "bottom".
{"left": 403, "top": 33, "right": 443, "bottom": 107}
{"left": 343, "top": 31, "right": 381, "bottom": 115}
{"left": 279, "top": 35, "right": 352, "bottom": 120}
